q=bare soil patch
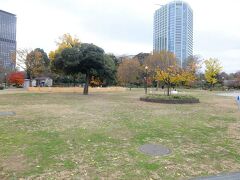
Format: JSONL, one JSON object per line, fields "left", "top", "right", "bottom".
{"left": 1, "top": 154, "right": 28, "bottom": 172}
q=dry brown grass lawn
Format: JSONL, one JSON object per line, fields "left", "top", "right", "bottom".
{"left": 28, "top": 87, "right": 126, "bottom": 93}
{"left": 0, "top": 89, "right": 239, "bottom": 179}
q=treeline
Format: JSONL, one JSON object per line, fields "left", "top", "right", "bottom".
{"left": 11, "top": 34, "right": 118, "bottom": 94}
{"left": 117, "top": 52, "right": 226, "bottom": 93}
{"left": 1, "top": 33, "right": 240, "bottom": 93}
{"left": 118, "top": 51, "right": 200, "bottom": 96}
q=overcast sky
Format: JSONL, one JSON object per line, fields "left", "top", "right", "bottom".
{"left": 1, "top": 0, "right": 240, "bottom": 73}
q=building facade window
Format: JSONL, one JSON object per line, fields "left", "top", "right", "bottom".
{"left": 153, "top": 1, "right": 193, "bottom": 67}
{"left": 0, "top": 10, "right": 16, "bottom": 70}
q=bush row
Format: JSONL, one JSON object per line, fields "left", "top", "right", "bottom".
{"left": 140, "top": 94, "right": 200, "bottom": 104}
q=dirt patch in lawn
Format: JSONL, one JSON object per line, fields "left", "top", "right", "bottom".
{"left": 1, "top": 154, "right": 28, "bottom": 172}
{"left": 228, "top": 122, "right": 240, "bottom": 140}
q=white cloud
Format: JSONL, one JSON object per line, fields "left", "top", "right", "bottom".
{"left": 1, "top": 0, "right": 240, "bottom": 72}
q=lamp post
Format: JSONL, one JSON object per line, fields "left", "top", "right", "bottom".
{"left": 145, "top": 66, "right": 148, "bottom": 94}
{"left": 222, "top": 77, "right": 225, "bottom": 90}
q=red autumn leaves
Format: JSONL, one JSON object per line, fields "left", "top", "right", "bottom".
{"left": 8, "top": 72, "right": 24, "bottom": 87}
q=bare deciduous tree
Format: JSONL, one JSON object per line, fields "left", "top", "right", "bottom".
{"left": 145, "top": 51, "right": 177, "bottom": 90}
{"left": 15, "top": 48, "right": 49, "bottom": 87}
{"left": 117, "top": 58, "right": 141, "bottom": 90}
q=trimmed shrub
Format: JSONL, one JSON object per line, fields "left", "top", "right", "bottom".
{"left": 8, "top": 72, "right": 24, "bottom": 87}
{"left": 140, "top": 94, "right": 200, "bottom": 104}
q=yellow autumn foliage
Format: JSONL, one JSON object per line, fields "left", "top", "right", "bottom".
{"left": 155, "top": 65, "right": 181, "bottom": 86}
{"left": 49, "top": 33, "right": 80, "bottom": 61}
{"left": 204, "top": 58, "right": 222, "bottom": 88}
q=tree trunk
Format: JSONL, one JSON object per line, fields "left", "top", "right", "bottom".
{"left": 167, "top": 84, "right": 170, "bottom": 96}
{"left": 73, "top": 75, "right": 76, "bottom": 87}
{"left": 210, "top": 83, "right": 214, "bottom": 91}
{"left": 156, "top": 81, "right": 159, "bottom": 91}
{"left": 29, "top": 76, "right": 32, "bottom": 87}
{"left": 83, "top": 73, "right": 90, "bottom": 95}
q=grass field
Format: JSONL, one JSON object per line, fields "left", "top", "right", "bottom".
{"left": 0, "top": 89, "right": 240, "bottom": 179}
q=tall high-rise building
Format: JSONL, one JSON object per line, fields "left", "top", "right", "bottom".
{"left": 0, "top": 10, "right": 16, "bottom": 69}
{"left": 153, "top": 1, "right": 193, "bottom": 67}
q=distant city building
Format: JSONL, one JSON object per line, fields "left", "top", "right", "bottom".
{"left": 0, "top": 10, "right": 16, "bottom": 69}
{"left": 153, "top": 1, "right": 193, "bottom": 67}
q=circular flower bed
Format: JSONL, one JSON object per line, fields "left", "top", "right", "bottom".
{"left": 140, "top": 94, "right": 200, "bottom": 104}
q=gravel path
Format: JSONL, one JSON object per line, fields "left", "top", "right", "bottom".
{"left": 217, "top": 92, "right": 240, "bottom": 97}
{"left": 193, "top": 172, "right": 240, "bottom": 180}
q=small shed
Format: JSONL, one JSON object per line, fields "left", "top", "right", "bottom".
{"left": 24, "top": 77, "right": 52, "bottom": 88}
{"left": 24, "top": 79, "right": 36, "bottom": 88}
{"left": 35, "top": 77, "right": 53, "bottom": 87}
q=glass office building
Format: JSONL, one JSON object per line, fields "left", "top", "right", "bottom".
{"left": 153, "top": 1, "right": 193, "bottom": 67}
{"left": 0, "top": 10, "right": 16, "bottom": 69}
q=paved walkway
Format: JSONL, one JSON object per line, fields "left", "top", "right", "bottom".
{"left": 217, "top": 92, "right": 240, "bottom": 97}
{"left": 193, "top": 172, "right": 240, "bottom": 180}
{"left": 0, "top": 88, "right": 28, "bottom": 95}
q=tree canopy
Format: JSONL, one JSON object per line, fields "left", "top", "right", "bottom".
{"left": 117, "top": 58, "right": 141, "bottom": 88}
{"left": 204, "top": 58, "right": 222, "bottom": 89}
{"left": 181, "top": 55, "right": 202, "bottom": 87}
{"left": 15, "top": 48, "right": 49, "bottom": 86}
{"left": 53, "top": 43, "right": 115, "bottom": 94}
{"left": 145, "top": 51, "right": 177, "bottom": 72}
{"left": 49, "top": 33, "right": 81, "bottom": 61}
{"left": 26, "top": 48, "right": 50, "bottom": 79}
{"left": 8, "top": 72, "right": 24, "bottom": 87}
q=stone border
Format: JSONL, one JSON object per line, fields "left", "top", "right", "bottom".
{"left": 140, "top": 97, "right": 200, "bottom": 104}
